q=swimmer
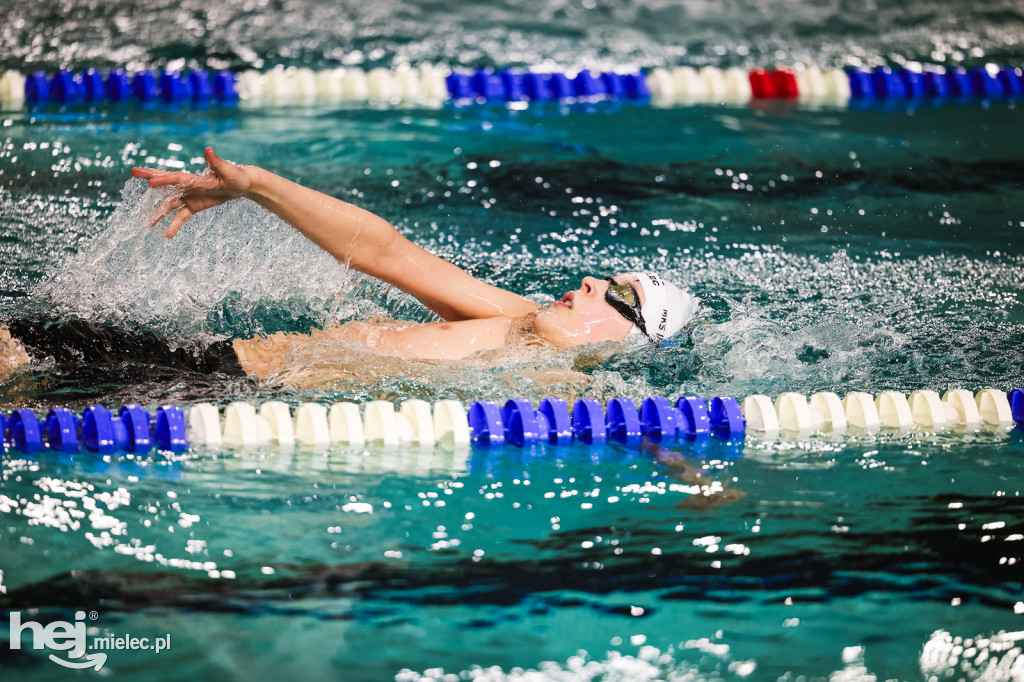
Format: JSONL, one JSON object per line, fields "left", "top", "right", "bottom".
{"left": 1, "top": 147, "right": 698, "bottom": 382}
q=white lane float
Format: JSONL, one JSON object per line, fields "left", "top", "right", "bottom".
{"left": 976, "top": 388, "right": 1013, "bottom": 428}
{"left": 742, "top": 394, "right": 779, "bottom": 435}
{"left": 364, "top": 400, "right": 400, "bottom": 447}
{"left": 433, "top": 399, "right": 471, "bottom": 449}
{"left": 400, "top": 399, "right": 436, "bottom": 446}
{"left": 224, "top": 401, "right": 260, "bottom": 447}
{"left": 909, "top": 390, "right": 948, "bottom": 431}
{"left": 843, "top": 391, "right": 880, "bottom": 432}
{"left": 775, "top": 392, "right": 813, "bottom": 434}
{"left": 943, "top": 389, "right": 981, "bottom": 430}
{"left": 187, "top": 402, "right": 222, "bottom": 446}
{"left": 329, "top": 402, "right": 365, "bottom": 447}
{"left": 295, "top": 402, "right": 330, "bottom": 448}
{"left": 259, "top": 401, "right": 295, "bottom": 447}
{"left": 875, "top": 391, "right": 914, "bottom": 430}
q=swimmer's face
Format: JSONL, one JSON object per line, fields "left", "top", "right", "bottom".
{"left": 533, "top": 275, "right": 644, "bottom": 347}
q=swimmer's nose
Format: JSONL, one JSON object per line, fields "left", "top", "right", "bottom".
{"left": 581, "top": 276, "right": 602, "bottom": 295}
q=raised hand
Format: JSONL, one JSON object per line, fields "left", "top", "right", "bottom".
{"left": 131, "top": 146, "right": 253, "bottom": 237}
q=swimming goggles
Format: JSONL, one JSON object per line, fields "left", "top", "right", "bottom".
{"left": 604, "top": 278, "right": 649, "bottom": 339}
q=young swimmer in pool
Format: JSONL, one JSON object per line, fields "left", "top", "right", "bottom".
{"left": 1, "top": 147, "right": 698, "bottom": 381}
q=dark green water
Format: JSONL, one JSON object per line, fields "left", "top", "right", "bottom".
{"left": 1, "top": 95, "right": 1022, "bottom": 682}
{"left": 2, "top": 0, "right": 1024, "bottom": 678}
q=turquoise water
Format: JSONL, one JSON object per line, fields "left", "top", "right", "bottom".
{"left": 3, "top": 1, "right": 1024, "bottom": 680}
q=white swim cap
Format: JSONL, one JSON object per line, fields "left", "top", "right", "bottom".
{"left": 624, "top": 272, "right": 699, "bottom": 343}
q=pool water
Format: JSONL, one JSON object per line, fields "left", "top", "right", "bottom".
{"left": 3, "top": 1, "right": 1024, "bottom": 680}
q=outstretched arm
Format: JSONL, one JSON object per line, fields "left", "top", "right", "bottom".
{"left": 132, "top": 148, "right": 539, "bottom": 322}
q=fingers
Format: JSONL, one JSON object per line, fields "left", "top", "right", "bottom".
{"left": 205, "top": 146, "right": 238, "bottom": 181}
{"left": 131, "top": 166, "right": 199, "bottom": 188}
{"left": 147, "top": 171, "right": 198, "bottom": 188}
{"left": 205, "top": 146, "right": 235, "bottom": 178}
{"left": 165, "top": 206, "right": 193, "bottom": 238}
{"left": 150, "top": 195, "right": 183, "bottom": 227}
{"left": 204, "top": 146, "right": 251, "bottom": 192}
{"left": 204, "top": 146, "right": 220, "bottom": 168}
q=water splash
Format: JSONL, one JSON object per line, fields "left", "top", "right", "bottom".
{"left": 31, "top": 178, "right": 359, "bottom": 346}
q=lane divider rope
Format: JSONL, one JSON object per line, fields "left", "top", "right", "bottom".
{"left": 1, "top": 387, "right": 1022, "bottom": 455}
{"left": 0, "top": 63, "right": 1021, "bottom": 109}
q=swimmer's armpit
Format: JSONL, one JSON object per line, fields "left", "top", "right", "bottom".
{"left": 0, "top": 326, "right": 31, "bottom": 378}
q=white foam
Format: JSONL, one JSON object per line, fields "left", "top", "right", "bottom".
{"left": 33, "top": 178, "right": 358, "bottom": 346}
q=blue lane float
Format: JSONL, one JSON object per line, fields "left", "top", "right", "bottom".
{"left": 0, "top": 403, "right": 189, "bottom": 455}
{"left": 50, "top": 69, "right": 82, "bottom": 102}
{"left": 947, "top": 67, "right": 972, "bottom": 97}
{"left": 470, "top": 70, "right": 505, "bottom": 100}
{"left": 538, "top": 398, "right": 573, "bottom": 446}
{"left": 622, "top": 73, "right": 650, "bottom": 99}
{"left": 602, "top": 72, "right": 625, "bottom": 98}
{"left": 46, "top": 408, "right": 79, "bottom": 452}
{"left": 573, "top": 70, "right": 605, "bottom": 97}
{"left": 81, "top": 69, "right": 104, "bottom": 101}
{"left": 640, "top": 397, "right": 681, "bottom": 443}
{"left": 999, "top": 67, "right": 1024, "bottom": 96}
{"left": 848, "top": 69, "right": 875, "bottom": 98}
{"left": 923, "top": 69, "right": 950, "bottom": 98}
{"left": 606, "top": 397, "right": 642, "bottom": 445}
{"left": 970, "top": 67, "right": 1004, "bottom": 98}
{"left": 120, "top": 405, "right": 152, "bottom": 452}
{"left": 1, "top": 389, "right": 1020, "bottom": 456}
{"left": 899, "top": 69, "right": 927, "bottom": 97}
{"left": 106, "top": 70, "right": 131, "bottom": 101}
{"left": 548, "top": 73, "right": 574, "bottom": 99}
{"left": 212, "top": 70, "right": 237, "bottom": 100}
{"left": 522, "top": 72, "right": 553, "bottom": 100}
{"left": 159, "top": 71, "right": 193, "bottom": 102}
{"left": 445, "top": 72, "right": 473, "bottom": 100}
{"left": 7, "top": 63, "right": 1024, "bottom": 109}
{"left": 468, "top": 400, "right": 505, "bottom": 448}
{"left": 154, "top": 406, "right": 188, "bottom": 452}
{"left": 82, "top": 405, "right": 118, "bottom": 453}
{"left": 871, "top": 66, "right": 906, "bottom": 98}
{"left": 189, "top": 70, "right": 213, "bottom": 101}
{"left": 10, "top": 409, "right": 42, "bottom": 452}
{"left": 677, "top": 395, "right": 711, "bottom": 439}
{"left": 572, "top": 398, "right": 607, "bottom": 444}
{"left": 709, "top": 396, "right": 745, "bottom": 439}
{"left": 500, "top": 70, "right": 526, "bottom": 101}
{"left": 1011, "top": 389, "right": 1024, "bottom": 428}
{"left": 25, "top": 72, "right": 50, "bottom": 103}
{"left": 131, "top": 71, "right": 159, "bottom": 101}
{"left": 502, "top": 398, "right": 547, "bottom": 447}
